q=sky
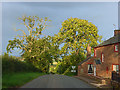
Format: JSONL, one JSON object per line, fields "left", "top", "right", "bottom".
{"left": 2, "top": 2, "right": 118, "bottom": 57}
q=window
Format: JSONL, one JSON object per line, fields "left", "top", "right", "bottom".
{"left": 101, "top": 53, "right": 104, "bottom": 62}
{"left": 112, "top": 64, "right": 119, "bottom": 72}
{"left": 114, "top": 44, "right": 118, "bottom": 52}
{"left": 88, "top": 64, "right": 93, "bottom": 74}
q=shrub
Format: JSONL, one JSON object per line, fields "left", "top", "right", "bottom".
{"left": 2, "top": 53, "right": 41, "bottom": 74}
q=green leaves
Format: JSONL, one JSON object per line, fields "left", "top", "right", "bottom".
{"left": 53, "top": 17, "right": 102, "bottom": 74}
{"left": 55, "top": 17, "right": 102, "bottom": 57}
{"left": 6, "top": 16, "right": 102, "bottom": 73}
{"left": 6, "top": 16, "right": 55, "bottom": 73}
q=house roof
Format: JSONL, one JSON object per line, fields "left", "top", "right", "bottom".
{"left": 78, "top": 56, "right": 92, "bottom": 65}
{"left": 78, "top": 34, "right": 120, "bottom": 66}
{"left": 95, "top": 34, "right": 120, "bottom": 47}
{"left": 78, "top": 56, "right": 102, "bottom": 65}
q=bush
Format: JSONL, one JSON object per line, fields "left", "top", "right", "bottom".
{"left": 63, "top": 66, "right": 70, "bottom": 75}
{"left": 54, "top": 61, "right": 66, "bottom": 74}
{"left": 64, "top": 72, "right": 77, "bottom": 76}
{"left": 2, "top": 53, "right": 41, "bottom": 74}
{"left": 63, "top": 66, "right": 77, "bottom": 76}
{"left": 55, "top": 53, "right": 85, "bottom": 75}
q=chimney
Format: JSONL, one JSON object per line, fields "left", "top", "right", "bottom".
{"left": 87, "top": 44, "right": 91, "bottom": 58}
{"left": 114, "top": 30, "right": 120, "bottom": 36}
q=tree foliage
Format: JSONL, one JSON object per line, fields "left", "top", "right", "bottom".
{"left": 2, "top": 53, "right": 40, "bottom": 74}
{"left": 22, "top": 36, "right": 59, "bottom": 72}
{"left": 54, "top": 17, "right": 102, "bottom": 74}
{"left": 6, "top": 16, "right": 59, "bottom": 73}
{"left": 7, "top": 16, "right": 50, "bottom": 54}
{"left": 54, "top": 17, "right": 102, "bottom": 56}
{"left": 6, "top": 16, "right": 102, "bottom": 74}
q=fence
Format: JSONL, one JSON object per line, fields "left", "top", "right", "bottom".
{"left": 112, "top": 71, "right": 120, "bottom": 83}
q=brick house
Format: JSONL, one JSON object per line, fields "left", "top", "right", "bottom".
{"left": 78, "top": 30, "right": 120, "bottom": 79}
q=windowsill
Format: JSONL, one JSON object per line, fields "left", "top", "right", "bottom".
{"left": 114, "top": 51, "right": 118, "bottom": 52}
{"left": 112, "top": 71, "right": 119, "bottom": 73}
{"left": 88, "top": 73, "right": 93, "bottom": 74}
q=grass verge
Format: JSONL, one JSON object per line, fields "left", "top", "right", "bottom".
{"left": 2, "top": 72, "right": 46, "bottom": 88}
{"left": 63, "top": 72, "right": 77, "bottom": 76}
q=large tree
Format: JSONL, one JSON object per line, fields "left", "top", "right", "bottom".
{"left": 54, "top": 17, "right": 102, "bottom": 57}
{"left": 6, "top": 16, "right": 59, "bottom": 72}
{"left": 7, "top": 16, "right": 50, "bottom": 54}
{"left": 22, "top": 36, "right": 59, "bottom": 72}
{"left": 53, "top": 17, "right": 102, "bottom": 74}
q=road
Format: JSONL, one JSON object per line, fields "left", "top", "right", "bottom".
{"left": 20, "top": 74, "right": 96, "bottom": 88}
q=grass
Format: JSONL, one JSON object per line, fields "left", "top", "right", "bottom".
{"left": 64, "top": 72, "right": 77, "bottom": 76}
{"left": 2, "top": 72, "right": 46, "bottom": 88}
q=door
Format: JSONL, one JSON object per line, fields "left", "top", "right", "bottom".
{"left": 94, "top": 66, "right": 96, "bottom": 76}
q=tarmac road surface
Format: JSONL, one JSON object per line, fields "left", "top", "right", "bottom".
{"left": 20, "top": 74, "right": 96, "bottom": 88}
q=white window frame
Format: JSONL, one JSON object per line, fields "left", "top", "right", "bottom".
{"left": 113, "top": 65, "right": 119, "bottom": 72}
{"left": 115, "top": 44, "right": 118, "bottom": 52}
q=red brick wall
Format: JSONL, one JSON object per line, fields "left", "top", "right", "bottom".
{"left": 78, "top": 57, "right": 95, "bottom": 76}
{"left": 95, "top": 43, "right": 119, "bottom": 78}
{"left": 78, "top": 43, "right": 120, "bottom": 79}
